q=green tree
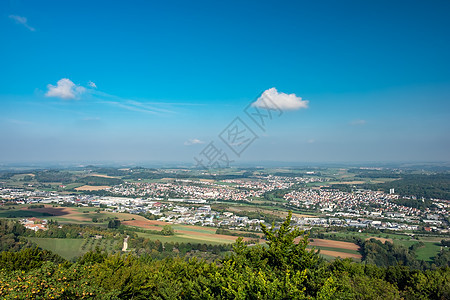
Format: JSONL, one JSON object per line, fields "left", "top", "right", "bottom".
{"left": 108, "top": 219, "right": 121, "bottom": 229}
{"left": 161, "top": 225, "right": 175, "bottom": 236}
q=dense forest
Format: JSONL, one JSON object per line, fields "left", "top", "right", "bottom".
{"left": 348, "top": 168, "right": 403, "bottom": 179}
{"left": 75, "top": 176, "right": 124, "bottom": 186}
{"left": 34, "top": 170, "right": 75, "bottom": 183}
{"left": 0, "top": 214, "right": 449, "bottom": 299}
{"left": 359, "top": 173, "right": 450, "bottom": 200}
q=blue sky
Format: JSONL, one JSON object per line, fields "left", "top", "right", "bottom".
{"left": 1, "top": 0, "right": 449, "bottom": 164}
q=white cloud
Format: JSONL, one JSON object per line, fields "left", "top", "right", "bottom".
{"left": 9, "top": 15, "right": 35, "bottom": 31}
{"left": 251, "top": 87, "right": 308, "bottom": 111}
{"left": 307, "top": 139, "right": 315, "bottom": 144}
{"left": 350, "top": 119, "right": 367, "bottom": 126}
{"left": 88, "top": 81, "right": 97, "bottom": 88}
{"left": 45, "top": 78, "right": 86, "bottom": 99}
{"left": 184, "top": 138, "right": 205, "bottom": 146}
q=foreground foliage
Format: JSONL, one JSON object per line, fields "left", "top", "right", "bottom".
{"left": 0, "top": 212, "right": 449, "bottom": 299}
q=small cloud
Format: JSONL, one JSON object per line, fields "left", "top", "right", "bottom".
{"left": 252, "top": 87, "right": 308, "bottom": 111}
{"left": 45, "top": 78, "right": 86, "bottom": 99}
{"left": 350, "top": 119, "right": 367, "bottom": 126}
{"left": 88, "top": 81, "right": 97, "bottom": 88}
{"left": 9, "top": 15, "right": 35, "bottom": 31}
{"left": 307, "top": 139, "right": 315, "bottom": 144}
{"left": 184, "top": 138, "right": 205, "bottom": 146}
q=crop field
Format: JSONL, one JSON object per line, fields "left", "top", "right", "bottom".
{"left": 5, "top": 204, "right": 156, "bottom": 225}
{"left": 74, "top": 185, "right": 111, "bottom": 191}
{"left": 26, "top": 237, "right": 122, "bottom": 261}
{"left": 0, "top": 209, "right": 53, "bottom": 219}
{"left": 90, "top": 174, "right": 118, "bottom": 179}
{"left": 313, "top": 249, "right": 361, "bottom": 260}
{"left": 172, "top": 225, "right": 217, "bottom": 233}
{"left": 80, "top": 237, "right": 122, "bottom": 254}
{"left": 309, "top": 238, "right": 360, "bottom": 250}
{"left": 306, "top": 238, "right": 362, "bottom": 260}
{"left": 136, "top": 224, "right": 255, "bottom": 244}
{"left": 135, "top": 231, "right": 235, "bottom": 245}
{"left": 122, "top": 217, "right": 259, "bottom": 244}
{"left": 310, "top": 245, "right": 359, "bottom": 255}
{"left": 26, "top": 237, "right": 85, "bottom": 260}
{"left": 63, "top": 183, "right": 85, "bottom": 189}
{"left": 121, "top": 219, "right": 166, "bottom": 230}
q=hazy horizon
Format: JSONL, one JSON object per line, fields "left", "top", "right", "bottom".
{"left": 1, "top": 160, "right": 449, "bottom": 171}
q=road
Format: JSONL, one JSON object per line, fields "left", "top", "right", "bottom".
{"left": 122, "top": 235, "right": 129, "bottom": 251}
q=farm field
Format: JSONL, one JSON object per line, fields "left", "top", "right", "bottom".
{"left": 415, "top": 242, "right": 442, "bottom": 262}
{"left": 309, "top": 238, "right": 360, "bottom": 251}
{"left": 314, "top": 249, "right": 361, "bottom": 260}
{"left": 75, "top": 185, "right": 111, "bottom": 191}
{"left": 26, "top": 237, "right": 122, "bottom": 261}
{"left": 26, "top": 237, "right": 85, "bottom": 261}
{"left": 394, "top": 239, "right": 443, "bottom": 262}
{"left": 122, "top": 217, "right": 259, "bottom": 244}
{"left": 172, "top": 224, "right": 217, "bottom": 233}
{"left": 310, "top": 245, "right": 360, "bottom": 255}
{"left": 306, "top": 238, "right": 361, "bottom": 260}
{"left": 63, "top": 183, "right": 85, "bottom": 189}
{"left": 0, "top": 209, "right": 53, "bottom": 219}
{"left": 2, "top": 204, "right": 158, "bottom": 226}
{"left": 135, "top": 231, "right": 234, "bottom": 245}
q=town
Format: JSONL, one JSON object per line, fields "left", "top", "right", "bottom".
{"left": 1, "top": 171, "right": 448, "bottom": 234}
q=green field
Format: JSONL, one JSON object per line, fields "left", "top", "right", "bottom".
{"left": 415, "top": 242, "right": 442, "bottom": 262}
{"left": 136, "top": 231, "right": 233, "bottom": 245}
{"left": 63, "top": 183, "right": 85, "bottom": 189}
{"left": 310, "top": 245, "right": 361, "bottom": 255}
{"left": 324, "top": 231, "right": 411, "bottom": 241}
{"left": 26, "top": 237, "right": 122, "bottom": 261}
{"left": 26, "top": 237, "right": 85, "bottom": 260}
{"left": 319, "top": 254, "right": 337, "bottom": 261}
{"left": 172, "top": 225, "right": 216, "bottom": 234}
{"left": 0, "top": 209, "right": 52, "bottom": 218}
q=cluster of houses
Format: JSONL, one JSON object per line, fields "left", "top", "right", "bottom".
{"left": 105, "top": 175, "right": 325, "bottom": 201}
{"left": 294, "top": 216, "right": 420, "bottom": 231}
{"left": 157, "top": 205, "right": 264, "bottom": 229}
{"left": 20, "top": 217, "right": 48, "bottom": 231}
{"left": 285, "top": 189, "right": 403, "bottom": 212}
